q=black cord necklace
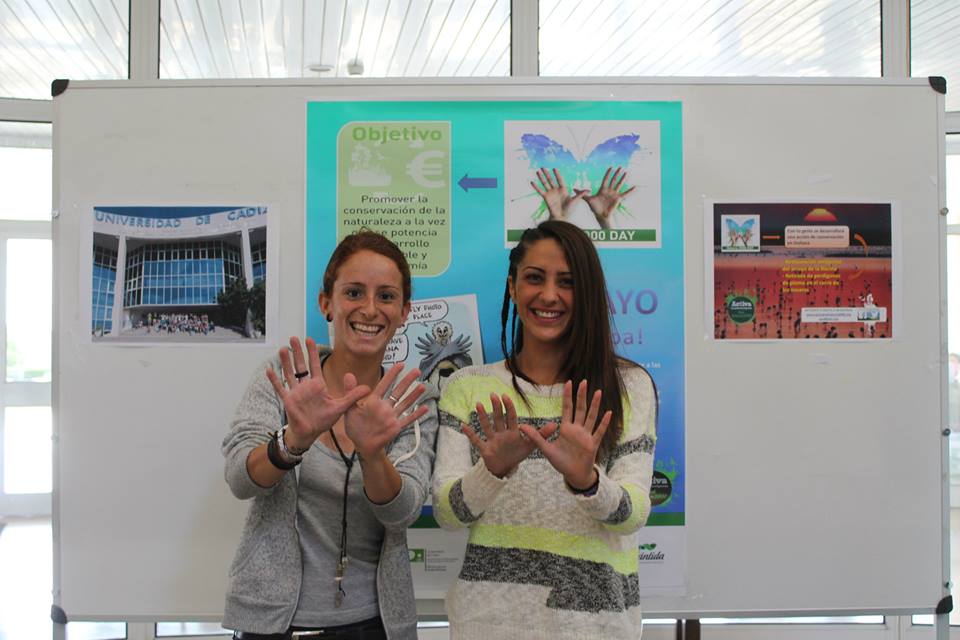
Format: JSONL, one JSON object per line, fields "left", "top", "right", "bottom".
{"left": 318, "top": 353, "right": 381, "bottom": 609}
{"left": 328, "top": 428, "right": 355, "bottom": 608}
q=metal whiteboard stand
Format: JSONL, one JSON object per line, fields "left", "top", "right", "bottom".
{"left": 675, "top": 618, "right": 700, "bottom": 639}
{"left": 51, "top": 604, "right": 66, "bottom": 640}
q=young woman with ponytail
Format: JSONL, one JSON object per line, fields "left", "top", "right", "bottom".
{"left": 433, "top": 220, "right": 658, "bottom": 640}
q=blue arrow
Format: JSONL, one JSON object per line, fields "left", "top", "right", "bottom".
{"left": 458, "top": 174, "right": 498, "bottom": 192}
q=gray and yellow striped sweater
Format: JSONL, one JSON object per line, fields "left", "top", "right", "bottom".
{"left": 432, "top": 361, "right": 657, "bottom": 640}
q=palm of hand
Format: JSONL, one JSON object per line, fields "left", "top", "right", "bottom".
{"left": 543, "top": 188, "right": 579, "bottom": 220}
{"left": 344, "top": 397, "right": 401, "bottom": 457}
{"left": 584, "top": 188, "right": 621, "bottom": 220}
{"left": 476, "top": 427, "right": 536, "bottom": 478}
{"left": 580, "top": 167, "right": 634, "bottom": 229}
{"left": 532, "top": 168, "right": 582, "bottom": 221}
{"left": 284, "top": 380, "right": 346, "bottom": 439}
{"left": 266, "top": 336, "right": 373, "bottom": 450}
{"left": 541, "top": 420, "right": 597, "bottom": 483}
{"left": 462, "top": 394, "right": 536, "bottom": 478}
{"left": 517, "top": 381, "right": 612, "bottom": 489}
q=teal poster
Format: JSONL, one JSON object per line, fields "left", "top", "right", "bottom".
{"left": 306, "top": 101, "right": 685, "bottom": 595}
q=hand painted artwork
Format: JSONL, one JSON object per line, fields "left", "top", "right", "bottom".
{"left": 709, "top": 202, "right": 894, "bottom": 340}
{"left": 382, "top": 294, "right": 484, "bottom": 391}
{"left": 504, "top": 120, "right": 662, "bottom": 247}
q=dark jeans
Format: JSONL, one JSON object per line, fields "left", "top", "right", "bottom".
{"left": 232, "top": 615, "right": 387, "bottom": 640}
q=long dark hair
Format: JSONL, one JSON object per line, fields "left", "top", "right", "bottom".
{"left": 500, "top": 220, "right": 632, "bottom": 460}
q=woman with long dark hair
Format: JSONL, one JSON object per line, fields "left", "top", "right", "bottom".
{"left": 433, "top": 220, "right": 657, "bottom": 639}
{"left": 222, "top": 232, "right": 437, "bottom": 640}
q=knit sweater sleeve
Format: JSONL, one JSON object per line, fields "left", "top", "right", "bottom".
{"left": 570, "top": 365, "right": 658, "bottom": 534}
{"left": 221, "top": 355, "right": 286, "bottom": 500}
{"left": 431, "top": 368, "right": 510, "bottom": 530}
{"left": 364, "top": 382, "right": 440, "bottom": 531}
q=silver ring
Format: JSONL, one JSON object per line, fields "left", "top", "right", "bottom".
{"left": 388, "top": 394, "right": 399, "bottom": 403}
{"left": 294, "top": 371, "right": 308, "bottom": 380}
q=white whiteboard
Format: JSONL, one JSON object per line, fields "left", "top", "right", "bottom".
{"left": 53, "top": 78, "right": 946, "bottom": 620}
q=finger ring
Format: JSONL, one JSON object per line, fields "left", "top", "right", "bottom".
{"left": 388, "top": 394, "right": 399, "bottom": 403}
{"left": 294, "top": 371, "right": 309, "bottom": 380}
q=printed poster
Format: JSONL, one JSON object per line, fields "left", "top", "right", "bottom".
{"left": 707, "top": 202, "right": 894, "bottom": 340}
{"left": 504, "top": 120, "right": 661, "bottom": 247}
{"left": 89, "top": 205, "right": 274, "bottom": 344}
{"left": 307, "top": 101, "right": 686, "bottom": 595}
{"left": 382, "top": 294, "right": 484, "bottom": 392}
{"left": 337, "top": 122, "right": 451, "bottom": 276}
{"left": 407, "top": 528, "right": 469, "bottom": 599}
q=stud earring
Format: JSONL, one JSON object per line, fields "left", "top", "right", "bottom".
{"left": 326, "top": 313, "right": 332, "bottom": 322}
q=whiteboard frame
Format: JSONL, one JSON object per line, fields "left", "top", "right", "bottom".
{"left": 51, "top": 76, "right": 948, "bottom": 623}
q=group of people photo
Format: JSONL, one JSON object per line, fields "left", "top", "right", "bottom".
{"left": 139, "top": 312, "right": 216, "bottom": 336}
{"left": 221, "top": 219, "right": 658, "bottom": 640}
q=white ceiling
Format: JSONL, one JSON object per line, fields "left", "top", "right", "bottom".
{"left": 159, "top": 0, "right": 511, "bottom": 79}
{"left": 0, "top": 0, "right": 128, "bottom": 99}
{"left": 539, "top": 0, "right": 880, "bottom": 77}
{"left": 0, "top": 1, "right": 957, "bottom": 111}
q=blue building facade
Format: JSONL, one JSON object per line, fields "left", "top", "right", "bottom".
{"left": 91, "top": 206, "right": 267, "bottom": 336}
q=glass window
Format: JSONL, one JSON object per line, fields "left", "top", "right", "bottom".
{"left": 3, "top": 406, "right": 51, "bottom": 494}
{"left": 946, "top": 138, "right": 960, "bottom": 226}
{"left": 155, "top": 622, "right": 229, "bottom": 637}
{"left": 0, "top": 1, "right": 129, "bottom": 100}
{"left": 67, "top": 621, "right": 126, "bottom": 640}
{"left": 0, "top": 520, "right": 125, "bottom": 639}
{"left": 701, "top": 616, "right": 883, "bottom": 624}
{"left": 7, "top": 239, "right": 51, "bottom": 382}
{"left": 0, "top": 519, "right": 52, "bottom": 636}
{"left": 539, "top": 0, "right": 880, "bottom": 77}
{"left": 160, "top": 0, "right": 510, "bottom": 79}
{"left": 92, "top": 245, "right": 117, "bottom": 335}
{"left": 0, "top": 123, "right": 52, "bottom": 221}
{"left": 911, "top": 0, "right": 960, "bottom": 112}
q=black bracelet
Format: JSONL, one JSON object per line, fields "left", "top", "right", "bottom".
{"left": 566, "top": 473, "right": 600, "bottom": 496}
{"left": 266, "top": 432, "right": 300, "bottom": 470}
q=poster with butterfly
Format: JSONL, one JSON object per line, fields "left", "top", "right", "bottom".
{"left": 504, "top": 120, "right": 662, "bottom": 248}
{"left": 308, "top": 100, "right": 687, "bottom": 596}
{"left": 706, "top": 201, "right": 896, "bottom": 341}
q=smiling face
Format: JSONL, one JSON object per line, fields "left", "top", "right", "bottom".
{"left": 319, "top": 249, "right": 410, "bottom": 359}
{"left": 508, "top": 238, "right": 574, "bottom": 350}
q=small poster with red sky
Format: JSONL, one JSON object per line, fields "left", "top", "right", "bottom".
{"left": 707, "top": 201, "right": 894, "bottom": 341}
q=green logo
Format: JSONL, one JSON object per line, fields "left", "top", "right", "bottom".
{"left": 409, "top": 548, "right": 425, "bottom": 563}
{"left": 653, "top": 459, "right": 678, "bottom": 508}
{"left": 726, "top": 293, "right": 756, "bottom": 324}
{"left": 650, "top": 470, "right": 673, "bottom": 506}
{"left": 639, "top": 543, "right": 658, "bottom": 551}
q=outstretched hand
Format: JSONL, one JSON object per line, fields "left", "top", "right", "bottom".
{"left": 531, "top": 167, "right": 584, "bottom": 221}
{"left": 344, "top": 363, "right": 430, "bottom": 459}
{"left": 518, "top": 380, "right": 611, "bottom": 490}
{"left": 462, "top": 394, "right": 537, "bottom": 478}
{"left": 265, "top": 336, "right": 371, "bottom": 451}
{"left": 577, "top": 167, "right": 635, "bottom": 230}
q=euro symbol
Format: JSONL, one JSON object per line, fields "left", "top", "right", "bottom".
{"left": 406, "top": 150, "right": 446, "bottom": 188}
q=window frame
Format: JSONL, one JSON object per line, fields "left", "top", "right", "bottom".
{"left": 0, "top": 200, "right": 52, "bottom": 518}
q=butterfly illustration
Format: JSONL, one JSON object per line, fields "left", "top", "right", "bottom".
{"left": 519, "top": 133, "right": 642, "bottom": 218}
{"left": 724, "top": 218, "right": 756, "bottom": 248}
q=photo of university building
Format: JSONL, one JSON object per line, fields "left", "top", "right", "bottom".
{"left": 91, "top": 206, "right": 267, "bottom": 340}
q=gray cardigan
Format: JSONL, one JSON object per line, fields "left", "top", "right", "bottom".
{"left": 221, "top": 346, "right": 438, "bottom": 639}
